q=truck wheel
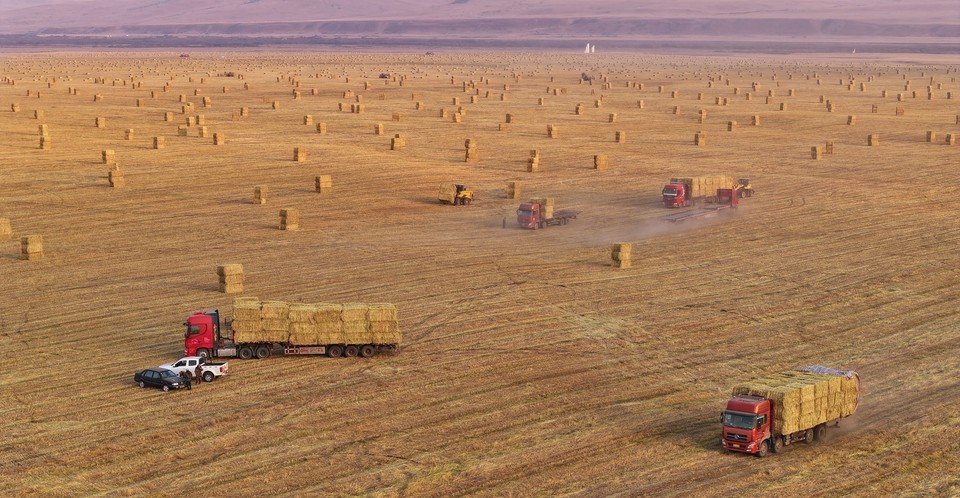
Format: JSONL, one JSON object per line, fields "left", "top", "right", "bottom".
{"left": 814, "top": 424, "right": 827, "bottom": 442}
{"left": 138, "top": 381, "right": 145, "bottom": 388}
{"left": 238, "top": 346, "right": 253, "bottom": 360}
{"left": 771, "top": 436, "right": 784, "bottom": 454}
{"left": 202, "top": 371, "right": 215, "bottom": 382}
{"left": 359, "top": 345, "right": 375, "bottom": 358}
{"left": 196, "top": 349, "right": 210, "bottom": 358}
{"left": 345, "top": 345, "right": 359, "bottom": 357}
{"left": 255, "top": 345, "right": 271, "bottom": 359}
{"left": 327, "top": 345, "right": 343, "bottom": 358}
{"left": 803, "top": 429, "right": 814, "bottom": 444}
{"left": 756, "top": 440, "right": 769, "bottom": 458}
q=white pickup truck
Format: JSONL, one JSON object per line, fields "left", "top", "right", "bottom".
{"left": 159, "top": 356, "right": 228, "bottom": 382}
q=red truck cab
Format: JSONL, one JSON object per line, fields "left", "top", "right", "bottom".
{"left": 184, "top": 310, "right": 222, "bottom": 358}
{"left": 516, "top": 202, "right": 542, "bottom": 229}
{"left": 721, "top": 395, "right": 772, "bottom": 456}
{"left": 662, "top": 183, "right": 689, "bottom": 207}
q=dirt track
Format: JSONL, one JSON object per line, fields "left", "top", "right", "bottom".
{"left": 1, "top": 52, "right": 958, "bottom": 496}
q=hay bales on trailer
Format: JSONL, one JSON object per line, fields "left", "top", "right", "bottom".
{"left": 732, "top": 368, "right": 860, "bottom": 435}
{"left": 233, "top": 299, "right": 399, "bottom": 348}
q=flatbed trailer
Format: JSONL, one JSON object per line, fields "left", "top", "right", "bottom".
{"left": 660, "top": 204, "right": 733, "bottom": 223}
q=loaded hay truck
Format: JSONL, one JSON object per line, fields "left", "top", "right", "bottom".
{"left": 517, "top": 197, "right": 578, "bottom": 229}
{"left": 721, "top": 366, "right": 861, "bottom": 457}
{"left": 184, "top": 298, "right": 401, "bottom": 359}
{"left": 439, "top": 183, "right": 474, "bottom": 205}
{"left": 662, "top": 176, "right": 734, "bottom": 207}
{"left": 660, "top": 188, "right": 739, "bottom": 223}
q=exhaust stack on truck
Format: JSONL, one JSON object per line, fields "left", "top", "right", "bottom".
{"left": 721, "top": 366, "right": 861, "bottom": 457}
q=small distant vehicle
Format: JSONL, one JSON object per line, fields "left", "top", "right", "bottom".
{"left": 159, "top": 356, "right": 228, "bottom": 382}
{"left": 439, "top": 183, "right": 474, "bottom": 205}
{"left": 134, "top": 368, "right": 187, "bottom": 392}
{"left": 734, "top": 178, "right": 755, "bottom": 198}
{"left": 379, "top": 73, "right": 391, "bottom": 79}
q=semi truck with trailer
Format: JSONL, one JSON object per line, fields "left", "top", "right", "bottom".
{"left": 516, "top": 198, "right": 578, "bottom": 229}
{"left": 184, "top": 299, "right": 401, "bottom": 359}
{"left": 662, "top": 176, "right": 735, "bottom": 207}
{"left": 721, "top": 366, "right": 861, "bottom": 457}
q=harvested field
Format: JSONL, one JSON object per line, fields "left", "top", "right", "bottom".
{"left": 1, "top": 52, "right": 958, "bottom": 496}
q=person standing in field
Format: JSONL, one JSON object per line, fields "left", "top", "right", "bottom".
{"left": 194, "top": 365, "right": 203, "bottom": 385}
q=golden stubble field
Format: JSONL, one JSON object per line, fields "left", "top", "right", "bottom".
{"left": 1, "top": 51, "right": 958, "bottom": 496}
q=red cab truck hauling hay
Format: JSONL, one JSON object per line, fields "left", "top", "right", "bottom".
{"left": 184, "top": 299, "right": 401, "bottom": 359}
{"left": 721, "top": 366, "right": 861, "bottom": 457}
{"left": 660, "top": 188, "right": 739, "bottom": 223}
{"left": 662, "top": 176, "right": 735, "bottom": 207}
{"left": 516, "top": 198, "right": 578, "bottom": 229}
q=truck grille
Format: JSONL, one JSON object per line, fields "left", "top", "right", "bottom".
{"left": 726, "top": 433, "right": 747, "bottom": 442}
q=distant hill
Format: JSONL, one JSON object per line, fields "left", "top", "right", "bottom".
{"left": 0, "top": 0, "right": 957, "bottom": 51}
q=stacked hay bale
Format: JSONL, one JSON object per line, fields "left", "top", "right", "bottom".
{"left": 214, "top": 133, "right": 225, "bottom": 145}
{"left": 125, "top": 129, "right": 134, "bottom": 140}
{"left": 315, "top": 175, "right": 332, "bottom": 193}
{"left": 847, "top": 115, "right": 856, "bottom": 125}
{"left": 280, "top": 208, "right": 299, "bottom": 230}
{"left": 615, "top": 131, "right": 625, "bottom": 143}
{"left": 868, "top": 134, "right": 880, "bottom": 146}
{"left": 40, "top": 135, "right": 51, "bottom": 150}
{"left": 0, "top": 218, "right": 10, "bottom": 240}
{"left": 947, "top": 134, "right": 957, "bottom": 146}
{"left": 927, "top": 131, "right": 937, "bottom": 143}
{"left": 230, "top": 298, "right": 261, "bottom": 342}
{"left": 825, "top": 142, "right": 835, "bottom": 155}
{"left": 732, "top": 368, "right": 860, "bottom": 435}
{"left": 465, "top": 139, "right": 478, "bottom": 163}
{"left": 547, "top": 124, "right": 558, "bottom": 138}
{"left": 530, "top": 197, "right": 554, "bottom": 219}
{"left": 153, "top": 136, "right": 165, "bottom": 149}
{"left": 294, "top": 147, "right": 306, "bottom": 162}
{"left": 369, "top": 304, "right": 401, "bottom": 346}
{"left": 21, "top": 235, "right": 43, "bottom": 261}
{"left": 611, "top": 242, "right": 631, "bottom": 268}
{"left": 594, "top": 154, "right": 608, "bottom": 171}
{"left": 217, "top": 264, "right": 244, "bottom": 293}
{"left": 608, "top": 113, "right": 618, "bottom": 123}
{"left": 811, "top": 146, "right": 823, "bottom": 160}
{"left": 108, "top": 165, "right": 124, "bottom": 187}
{"left": 316, "top": 123, "right": 327, "bottom": 134}
{"left": 102, "top": 150, "right": 116, "bottom": 165}
{"left": 254, "top": 186, "right": 267, "bottom": 204}
{"left": 342, "top": 304, "right": 373, "bottom": 346}
{"left": 506, "top": 181, "right": 522, "bottom": 199}
{"left": 727, "top": 121, "right": 738, "bottom": 132}
{"left": 391, "top": 134, "right": 406, "bottom": 151}
{"left": 752, "top": 115, "right": 761, "bottom": 126}
{"left": 528, "top": 150, "right": 541, "bottom": 172}
{"left": 374, "top": 123, "right": 384, "bottom": 135}
{"left": 695, "top": 132, "right": 706, "bottom": 146}
{"left": 95, "top": 117, "right": 106, "bottom": 129}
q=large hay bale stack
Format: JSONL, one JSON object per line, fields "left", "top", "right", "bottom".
{"left": 465, "top": 138, "right": 478, "bottom": 163}
{"left": 254, "top": 185, "right": 267, "bottom": 204}
{"left": 315, "top": 175, "right": 333, "bottom": 193}
{"left": 615, "top": 130, "right": 625, "bottom": 143}
{"left": 727, "top": 121, "right": 738, "bottom": 132}
{"left": 374, "top": 123, "right": 384, "bottom": 135}
{"left": 391, "top": 134, "right": 405, "bottom": 151}
{"left": 153, "top": 136, "right": 165, "bottom": 149}
{"left": 506, "top": 181, "right": 522, "bottom": 199}
{"left": 695, "top": 132, "right": 706, "bottom": 146}
{"left": 732, "top": 368, "right": 859, "bottom": 435}
{"left": 547, "top": 124, "right": 558, "bottom": 138}
{"left": 217, "top": 264, "right": 244, "bottom": 293}
{"left": 294, "top": 147, "right": 306, "bottom": 162}
{"left": 39, "top": 136, "right": 51, "bottom": 150}
{"left": 0, "top": 218, "right": 11, "bottom": 240}
{"left": 868, "top": 134, "right": 880, "bottom": 146}
{"left": 125, "top": 129, "right": 134, "bottom": 140}
{"left": 39, "top": 124, "right": 49, "bottom": 136}
{"left": 947, "top": 134, "right": 957, "bottom": 146}
{"left": 811, "top": 146, "right": 823, "bottom": 160}
{"left": 927, "top": 131, "right": 937, "bottom": 143}
{"left": 101, "top": 150, "right": 116, "bottom": 165}
{"left": 280, "top": 208, "right": 299, "bottom": 230}
{"left": 368, "top": 304, "right": 401, "bottom": 344}
{"left": 95, "top": 117, "right": 106, "bottom": 129}
{"left": 213, "top": 133, "right": 225, "bottom": 145}
{"left": 21, "top": 235, "right": 43, "bottom": 261}
{"left": 611, "top": 242, "right": 631, "bottom": 269}
{"left": 530, "top": 197, "right": 555, "bottom": 219}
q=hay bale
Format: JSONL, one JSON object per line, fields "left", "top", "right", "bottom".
{"left": 0, "top": 218, "right": 11, "bottom": 240}
{"left": 811, "top": 146, "right": 823, "bottom": 160}
{"left": 125, "top": 129, "right": 134, "bottom": 140}
{"left": 594, "top": 154, "right": 608, "bottom": 171}
{"left": 530, "top": 197, "right": 554, "bottom": 219}
{"left": 213, "top": 133, "right": 225, "bottom": 145}
{"left": 20, "top": 235, "right": 43, "bottom": 261}
{"left": 695, "top": 132, "right": 706, "bottom": 146}
{"left": 254, "top": 185, "right": 267, "bottom": 204}
{"left": 101, "top": 150, "right": 116, "bottom": 165}
{"left": 547, "top": 124, "right": 558, "bottom": 138}
{"left": 868, "top": 134, "right": 880, "bottom": 146}
{"left": 280, "top": 208, "right": 299, "bottom": 230}
{"left": 153, "top": 136, "right": 165, "bottom": 149}
{"left": 38, "top": 124, "right": 49, "bottom": 136}
{"left": 108, "top": 168, "right": 124, "bottom": 187}
{"left": 272, "top": 101, "right": 280, "bottom": 110}
{"left": 315, "top": 175, "right": 333, "bottom": 193}
{"left": 294, "top": 147, "right": 306, "bottom": 162}
{"left": 947, "top": 134, "right": 957, "bottom": 146}
{"left": 39, "top": 136, "right": 51, "bottom": 150}
{"left": 615, "top": 130, "right": 625, "bottom": 143}
{"left": 608, "top": 113, "right": 618, "bottom": 123}
{"left": 95, "top": 117, "right": 106, "bottom": 128}
{"left": 527, "top": 156, "right": 540, "bottom": 172}
{"left": 825, "top": 142, "right": 835, "bottom": 154}
{"left": 506, "top": 181, "right": 522, "bottom": 199}
{"left": 927, "top": 131, "right": 937, "bottom": 143}
{"left": 727, "top": 121, "right": 738, "bottom": 132}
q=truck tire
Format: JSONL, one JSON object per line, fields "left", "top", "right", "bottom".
{"left": 771, "top": 436, "right": 784, "bottom": 454}
{"left": 814, "top": 424, "right": 827, "bottom": 442}
{"left": 255, "top": 345, "right": 271, "bottom": 359}
{"left": 196, "top": 349, "right": 210, "bottom": 359}
{"left": 359, "top": 345, "right": 375, "bottom": 357}
{"left": 345, "top": 345, "right": 359, "bottom": 358}
{"left": 238, "top": 346, "right": 253, "bottom": 360}
{"left": 803, "top": 429, "right": 814, "bottom": 444}
{"left": 202, "top": 371, "right": 215, "bottom": 382}
{"left": 327, "top": 345, "right": 343, "bottom": 358}
{"left": 756, "top": 440, "right": 769, "bottom": 458}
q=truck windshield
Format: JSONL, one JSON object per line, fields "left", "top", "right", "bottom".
{"left": 518, "top": 209, "right": 534, "bottom": 217}
{"left": 722, "top": 412, "right": 756, "bottom": 430}
{"left": 662, "top": 187, "right": 678, "bottom": 196}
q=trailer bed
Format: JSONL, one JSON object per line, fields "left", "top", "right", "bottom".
{"left": 660, "top": 205, "right": 731, "bottom": 223}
